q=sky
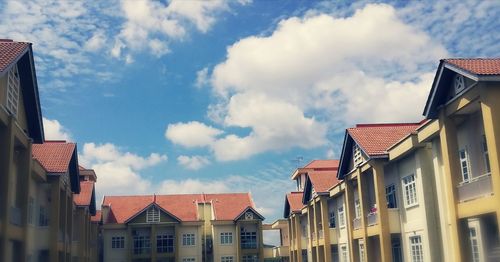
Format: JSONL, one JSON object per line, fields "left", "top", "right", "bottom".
{"left": 1, "top": 0, "right": 499, "bottom": 243}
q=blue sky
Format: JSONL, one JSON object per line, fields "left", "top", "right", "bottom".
{"left": 1, "top": 0, "right": 499, "bottom": 234}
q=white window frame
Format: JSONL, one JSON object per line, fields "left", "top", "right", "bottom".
{"left": 182, "top": 258, "right": 196, "bottom": 262}
{"left": 353, "top": 144, "right": 362, "bottom": 166}
{"left": 221, "top": 256, "right": 234, "bottom": 262}
{"left": 338, "top": 206, "right": 346, "bottom": 228}
{"left": 402, "top": 174, "right": 418, "bottom": 208}
{"left": 220, "top": 232, "right": 233, "bottom": 245}
{"left": 146, "top": 206, "right": 160, "bottom": 223}
{"left": 468, "top": 219, "right": 485, "bottom": 262}
{"left": 358, "top": 239, "right": 365, "bottom": 262}
{"left": 385, "top": 184, "right": 397, "bottom": 208}
{"left": 340, "top": 244, "right": 349, "bottom": 262}
{"left": 329, "top": 210, "right": 336, "bottom": 228}
{"left": 182, "top": 233, "right": 196, "bottom": 246}
{"left": 459, "top": 148, "right": 471, "bottom": 183}
{"left": 354, "top": 199, "right": 361, "bottom": 218}
{"left": 111, "top": 236, "right": 125, "bottom": 249}
{"left": 244, "top": 211, "right": 253, "bottom": 220}
{"left": 481, "top": 135, "right": 491, "bottom": 175}
{"left": 454, "top": 74, "right": 466, "bottom": 94}
{"left": 409, "top": 235, "right": 424, "bottom": 262}
{"left": 5, "top": 64, "right": 20, "bottom": 117}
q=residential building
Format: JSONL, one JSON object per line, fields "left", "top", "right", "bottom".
{"left": 263, "top": 219, "right": 290, "bottom": 262}
{"left": 100, "top": 193, "right": 265, "bottom": 262}
{"left": 0, "top": 39, "right": 98, "bottom": 262}
{"left": 422, "top": 58, "right": 500, "bottom": 262}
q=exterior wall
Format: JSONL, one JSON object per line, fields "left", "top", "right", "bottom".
{"left": 103, "top": 228, "right": 128, "bottom": 262}
{"left": 213, "top": 224, "right": 237, "bottom": 260}
{"left": 178, "top": 225, "right": 202, "bottom": 260}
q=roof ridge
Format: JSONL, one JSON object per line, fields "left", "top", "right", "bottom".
{"left": 353, "top": 122, "right": 421, "bottom": 128}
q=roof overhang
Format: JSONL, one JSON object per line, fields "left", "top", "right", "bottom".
{"left": 234, "top": 206, "right": 265, "bottom": 221}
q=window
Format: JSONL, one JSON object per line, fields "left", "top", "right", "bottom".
{"left": 338, "top": 206, "right": 345, "bottom": 228}
{"left": 245, "top": 211, "right": 254, "bottom": 220}
{"left": 331, "top": 245, "right": 339, "bottom": 262}
{"left": 240, "top": 230, "right": 257, "bottom": 249}
{"left": 221, "top": 256, "right": 233, "bottom": 262}
{"left": 28, "top": 197, "right": 34, "bottom": 225}
{"left": 6, "top": 64, "right": 20, "bottom": 117}
{"left": 409, "top": 236, "right": 423, "bottom": 262}
{"left": 454, "top": 74, "right": 465, "bottom": 94}
{"left": 329, "top": 211, "right": 336, "bottom": 228}
{"left": 220, "top": 232, "right": 233, "bottom": 244}
{"left": 459, "top": 149, "right": 471, "bottom": 182}
{"left": 354, "top": 199, "right": 361, "bottom": 218}
{"left": 182, "top": 233, "right": 195, "bottom": 246}
{"left": 133, "top": 235, "right": 151, "bottom": 254}
{"left": 353, "top": 144, "right": 362, "bottom": 166}
{"left": 391, "top": 237, "right": 402, "bottom": 262}
{"left": 358, "top": 240, "right": 365, "bottom": 262}
{"left": 157, "top": 234, "right": 174, "bottom": 253}
{"left": 340, "top": 244, "right": 349, "bottom": 262}
{"left": 402, "top": 174, "right": 418, "bottom": 207}
{"left": 111, "top": 236, "right": 125, "bottom": 249}
{"left": 146, "top": 206, "right": 160, "bottom": 223}
{"left": 469, "top": 227, "right": 481, "bottom": 262}
{"left": 182, "top": 258, "right": 195, "bottom": 262}
{"left": 386, "top": 184, "right": 397, "bottom": 208}
{"left": 242, "top": 255, "right": 258, "bottom": 262}
{"left": 482, "top": 135, "right": 491, "bottom": 175}
{"left": 38, "top": 206, "right": 49, "bottom": 227}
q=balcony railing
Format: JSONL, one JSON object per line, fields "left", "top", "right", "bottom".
{"left": 457, "top": 174, "right": 493, "bottom": 202}
{"left": 9, "top": 206, "right": 21, "bottom": 226}
{"left": 318, "top": 229, "right": 324, "bottom": 239}
{"left": 367, "top": 212, "right": 378, "bottom": 226}
{"left": 353, "top": 218, "right": 361, "bottom": 230}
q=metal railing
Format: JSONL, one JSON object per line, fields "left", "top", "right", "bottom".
{"left": 9, "top": 206, "right": 21, "bottom": 226}
{"left": 457, "top": 174, "right": 493, "bottom": 202}
{"left": 353, "top": 218, "right": 361, "bottom": 230}
{"left": 367, "top": 212, "right": 378, "bottom": 226}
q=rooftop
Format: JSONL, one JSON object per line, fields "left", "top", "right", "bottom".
{"left": 444, "top": 58, "right": 500, "bottom": 76}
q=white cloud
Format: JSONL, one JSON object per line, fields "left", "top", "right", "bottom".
{"left": 165, "top": 121, "right": 223, "bottom": 148}
{"left": 167, "top": 4, "right": 447, "bottom": 161}
{"left": 195, "top": 67, "right": 210, "bottom": 88}
{"left": 42, "top": 117, "right": 72, "bottom": 141}
{"left": 84, "top": 30, "right": 107, "bottom": 52}
{"left": 177, "top": 155, "right": 211, "bottom": 170}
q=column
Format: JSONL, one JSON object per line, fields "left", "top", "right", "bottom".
{"left": 0, "top": 117, "right": 14, "bottom": 262}
{"left": 344, "top": 177, "right": 356, "bottom": 262}
{"left": 372, "top": 162, "right": 391, "bottom": 262}
{"left": 151, "top": 224, "right": 157, "bottom": 262}
{"left": 295, "top": 216, "right": 302, "bottom": 262}
{"left": 320, "top": 197, "right": 332, "bottom": 261}
{"left": 357, "top": 171, "right": 368, "bottom": 262}
{"left": 50, "top": 178, "right": 61, "bottom": 262}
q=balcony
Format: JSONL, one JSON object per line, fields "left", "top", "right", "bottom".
{"left": 9, "top": 206, "right": 21, "bottom": 226}
{"left": 457, "top": 174, "right": 493, "bottom": 202}
{"left": 353, "top": 218, "right": 361, "bottom": 230}
{"left": 367, "top": 212, "right": 378, "bottom": 226}
{"left": 272, "top": 246, "right": 290, "bottom": 258}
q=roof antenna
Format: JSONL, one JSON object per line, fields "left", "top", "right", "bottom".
{"left": 153, "top": 194, "right": 156, "bottom": 203}
{"left": 291, "top": 156, "right": 303, "bottom": 168}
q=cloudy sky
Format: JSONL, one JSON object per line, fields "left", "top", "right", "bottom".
{"left": 1, "top": 0, "right": 498, "bottom": 240}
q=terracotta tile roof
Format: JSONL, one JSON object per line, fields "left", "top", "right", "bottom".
{"left": 74, "top": 181, "right": 94, "bottom": 206}
{"left": 0, "top": 40, "right": 29, "bottom": 74}
{"left": 103, "top": 193, "right": 256, "bottom": 224}
{"left": 286, "top": 192, "right": 304, "bottom": 213}
{"left": 304, "top": 160, "right": 340, "bottom": 170}
{"left": 308, "top": 170, "right": 340, "bottom": 193}
{"left": 445, "top": 58, "right": 500, "bottom": 75}
{"left": 32, "top": 141, "right": 76, "bottom": 173}
{"left": 91, "top": 210, "right": 101, "bottom": 223}
{"left": 348, "top": 123, "right": 421, "bottom": 156}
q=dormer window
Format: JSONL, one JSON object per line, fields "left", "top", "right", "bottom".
{"left": 146, "top": 206, "right": 160, "bottom": 223}
{"left": 454, "top": 74, "right": 465, "bottom": 94}
{"left": 6, "top": 64, "right": 20, "bottom": 117}
{"left": 244, "top": 211, "right": 253, "bottom": 220}
{"left": 353, "top": 144, "right": 362, "bottom": 166}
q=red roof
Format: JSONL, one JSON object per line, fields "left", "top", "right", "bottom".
{"left": 0, "top": 40, "right": 29, "bottom": 74}
{"left": 308, "top": 170, "right": 340, "bottom": 193}
{"left": 348, "top": 123, "right": 420, "bottom": 156}
{"left": 304, "top": 160, "right": 339, "bottom": 170}
{"left": 286, "top": 192, "right": 304, "bottom": 213}
{"left": 445, "top": 58, "right": 500, "bottom": 75}
{"left": 32, "top": 141, "right": 76, "bottom": 173}
{"left": 91, "top": 210, "right": 101, "bottom": 223}
{"left": 103, "top": 193, "right": 257, "bottom": 224}
{"left": 74, "top": 181, "right": 94, "bottom": 206}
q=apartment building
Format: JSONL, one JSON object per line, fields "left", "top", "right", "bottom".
{"left": 100, "top": 193, "right": 265, "bottom": 262}
{"left": 0, "top": 39, "right": 98, "bottom": 262}
{"left": 262, "top": 219, "right": 289, "bottom": 262}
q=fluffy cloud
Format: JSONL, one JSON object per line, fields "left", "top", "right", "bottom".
{"left": 79, "top": 142, "right": 167, "bottom": 201}
{"left": 165, "top": 121, "right": 223, "bottom": 148}
{"left": 167, "top": 4, "right": 447, "bottom": 161}
{"left": 42, "top": 117, "right": 72, "bottom": 141}
{"left": 177, "top": 155, "right": 211, "bottom": 170}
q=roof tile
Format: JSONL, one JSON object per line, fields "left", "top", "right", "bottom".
{"left": 0, "top": 40, "right": 29, "bottom": 74}
{"left": 445, "top": 58, "right": 500, "bottom": 75}
{"left": 308, "top": 170, "right": 340, "bottom": 193}
{"left": 32, "top": 141, "right": 76, "bottom": 173}
{"left": 286, "top": 192, "right": 304, "bottom": 213}
{"left": 74, "top": 181, "right": 94, "bottom": 206}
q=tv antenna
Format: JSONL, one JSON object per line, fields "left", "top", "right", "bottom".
{"left": 291, "top": 156, "right": 304, "bottom": 168}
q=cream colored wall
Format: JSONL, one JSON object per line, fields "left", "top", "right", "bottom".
{"left": 103, "top": 228, "right": 128, "bottom": 262}
{"left": 336, "top": 195, "right": 349, "bottom": 244}
{"left": 456, "top": 111, "right": 489, "bottom": 179}
{"left": 213, "top": 224, "right": 237, "bottom": 260}
{"left": 178, "top": 225, "right": 202, "bottom": 260}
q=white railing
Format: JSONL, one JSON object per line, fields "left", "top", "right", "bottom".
{"left": 457, "top": 174, "right": 493, "bottom": 202}
{"left": 353, "top": 218, "right": 361, "bottom": 229}
{"left": 367, "top": 212, "right": 378, "bottom": 226}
